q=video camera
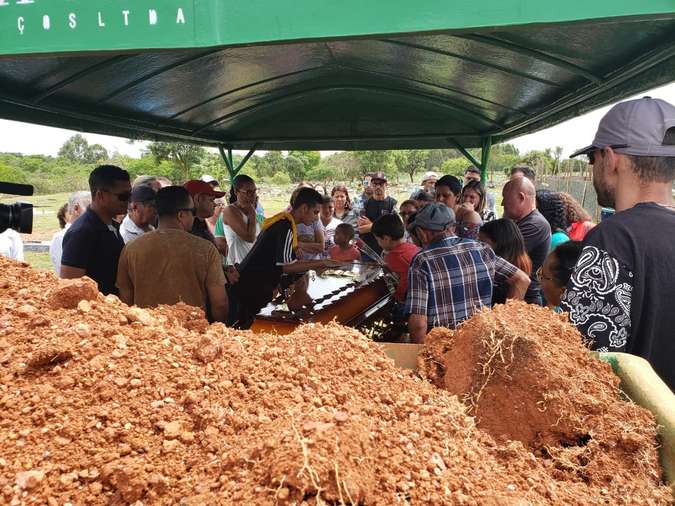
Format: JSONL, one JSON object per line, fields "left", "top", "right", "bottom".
{"left": 0, "top": 182, "right": 33, "bottom": 234}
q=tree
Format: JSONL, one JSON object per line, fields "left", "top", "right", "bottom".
{"left": 394, "top": 150, "right": 427, "bottom": 182}
{"left": 256, "top": 151, "right": 285, "bottom": 178}
{"left": 288, "top": 150, "right": 320, "bottom": 172}
{"left": 284, "top": 155, "right": 307, "bottom": 182}
{"left": 306, "top": 164, "right": 335, "bottom": 184}
{"left": 355, "top": 150, "right": 394, "bottom": 177}
{"left": 440, "top": 158, "right": 468, "bottom": 178}
{"left": 319, "top": 152, "right": 361, "bottom": 182}
{"left": 147, "top": 142, "right": 206, "bottom": 183}
{"left": 553, "top": 146, "right": 564, "bottom": 175}
{"left": 58, "top": 134, "right": 109, "bottom": 164}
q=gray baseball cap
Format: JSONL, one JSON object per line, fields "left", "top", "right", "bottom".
{"left": 571, "top": 97, "right": 675, "bottom": 158}
{"left": 407, "top": 202, "right": 455, "bottom": 232}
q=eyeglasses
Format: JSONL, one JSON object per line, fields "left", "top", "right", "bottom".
{"left": 103, "top": 190, "right": 131, "bottom": 201}
{"left": 177, "top": 207, "right": 197, "bottom": 216}
{"left": 587, "top": 144, "right": 628, "bottom": 164}
{"left": 536, "top": 266, "right": 554, "bottom": 282}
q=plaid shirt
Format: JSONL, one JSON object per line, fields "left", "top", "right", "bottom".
{"left": 404, "top": 235, "right": 518, "bottom": 329}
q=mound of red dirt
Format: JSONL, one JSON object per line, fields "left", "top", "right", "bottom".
{"left": 0, "top": 258, "right": 671, "bottom": 504}
{"left": 418, "top": 300, "right": 669, "bottom": 494}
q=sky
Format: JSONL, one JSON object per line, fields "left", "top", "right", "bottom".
{"left": 1, "top": 82, "right": 674, "bottom": 160}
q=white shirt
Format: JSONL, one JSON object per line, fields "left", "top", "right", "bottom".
{"left": 0, "top": 229, "right": 24, "bottom": 261}
{"left": 222, "top": 211, "right": 260, "bottom": 266}
{"left": 321, "top": 217, "right": 342, "bottom": 251}
{"left": 120, "top": 215, "right": 154, "bottom": 244}
{"left": 49, "top": 223, "right": 70, "bottom": 274}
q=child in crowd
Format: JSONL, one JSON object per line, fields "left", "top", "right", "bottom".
{"left": 455, "top": 205, "right": 483, "bottom": 240}
{"left": 399, "top": 200, "right": 418, "bottom": 243}
{"left": 320, "top": 196, "right": 341, "bottom": 254}
{"left": 372, "top": 214, "right": 420, "bottom": 303}
{"left": 329, "top": 223, "right": 361, "bottom": 262}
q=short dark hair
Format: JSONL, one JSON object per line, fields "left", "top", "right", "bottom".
{"left": 335, "top": 222, "right": 355, "bottom": 240}
{"left": 229, "top": 174, "right": 255, "bottom": 204}
{"left": 291, "top": 187, "right": 323, "bottom": 210}
{"left": 550, "top": 241, "right": 583, "bottom": 288}
{"left": 372, "top": 213, "right": 405, "bottom": 240}
{"left": 322, "top": 195, "right": 334, "bottom": 206}
{"left": 412, "top": 190, "right": 434, "bottom": 203}
{"left": 510, "top": 165, "right": 536, "bottom": 182}
{"left": 435, "top": 175, "right": 462, "bottom": 196}
{"left": 625, "top": 155, "right": 675, "bottom": 183}
{"left": 464, "top": 166, "right": 481, "bottom": 175}
{"left": 89, "top": 164, "right": 130, "bottom": 199}
{"left": 156, "top": 186, "right": 192, "bottom": 217}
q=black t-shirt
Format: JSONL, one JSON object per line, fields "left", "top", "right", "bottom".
{"left": 361, "top": 196, "right": 398, "bottom": 256}
{"left": 191, "top": 218, "right": 216, "bottom": 245}
{"left": 516, "top": 209, "right": 551, "bottom": 304}
{"left": 61, "top": 207, "right": 125, "bottom": 295}
{"left": 234, "top": 219, "right": 296, "bottom": 316}
{"left": 561, "top": 203, "right": 675, "bottom": 390}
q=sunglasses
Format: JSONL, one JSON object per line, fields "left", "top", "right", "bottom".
{"left": 178, "top": 207, "right": 197, "bottom": 216}
{"left": 586, "top": 144, "right": 628, "bottom": 164}
{"left": 103, "top": 190, "right": 131, "bottom": 201}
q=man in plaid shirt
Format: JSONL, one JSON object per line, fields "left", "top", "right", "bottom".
{"left": 404, "top": 203, "right": 530, "bottom": 343}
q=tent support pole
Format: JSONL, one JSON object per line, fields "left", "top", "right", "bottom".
{"left": 219, "top": 146, "right": 257, "bottom": 183}
{"left": 480, "top": 136, "right": 492, "bottom": 185}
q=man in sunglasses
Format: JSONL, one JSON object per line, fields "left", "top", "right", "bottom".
{"left": 116, "top": 186, "right": 228, "bottom": 323}
{"left": 405, "top": 203, "right": 530, "bottom": 343}
{"left": 561, "top": 97, "right": 675, "bottom": 390}
{"left": 60, "top": 164, "right": 131, "bottom": 295}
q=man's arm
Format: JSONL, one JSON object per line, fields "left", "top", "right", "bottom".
{"left": 505, "top": 269, "right": 530, "bottom": 300}
{"left": 408, "top": 314, "right": 428, "bottom": 344}
{"left": 357, "top": 216, "right": 373, "bottom": 235}
{"left": 214, "top": 236, "right": 229, "bottom": 257}
{"left": 59, "top": 265, "right": 87, "bottom": 279}
{"left": 222, "top": 205, "right": 257, "bottom": 243}
{"left": 206, "top": 283, "right": 229, "bottom": 323}
{"left": 115, "top": 249, "right": 133, "bottom": 304}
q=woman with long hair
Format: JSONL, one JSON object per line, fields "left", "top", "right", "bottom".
{"left": 478, "top": 218, "right": 532, "bottom": 305}
{"left": 460, "top": 180, "right": 496, "bottom": 222}
{"left": 214, "top": 174, "right": 260, "bottom": 266}
{"left": 331, "top": 184, "right": 358, "bottom": 226}
{"left": 559, "top": 191, "right": 595, "bottom": 241}
{"left": 536, "top": 190, "right": 570, "bottom": 251}
{"left": 538, "top": 241, "right": 583, "bottom": 309}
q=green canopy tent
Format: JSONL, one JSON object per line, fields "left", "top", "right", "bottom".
{"left": 0, "top": 0, "right": 674, "bottom": 181}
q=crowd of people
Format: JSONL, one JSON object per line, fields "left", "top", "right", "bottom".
{"left": 4, "top": 96, "right": 669, "bottom": 390}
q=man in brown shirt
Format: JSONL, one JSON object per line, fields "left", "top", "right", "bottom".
{"left": 116, "top": 186, "right": 228, "bottom": 322}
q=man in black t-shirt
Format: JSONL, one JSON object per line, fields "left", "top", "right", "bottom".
{"left": 230, "top": 188, "right": 339, "bottom": 329}
{"left": 357, "top": 171, "right": 398, "bottom": 257}
{"left": 561, "top": 97, "right": 675, "bottom": 390}
{"left": 502, "top": 177, "right": 551, "bottom": 304}
{"left": 61, "top": 165, "right": 131, "bottom": 295}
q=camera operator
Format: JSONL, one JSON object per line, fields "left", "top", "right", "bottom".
{"left": 60, "top": 165, "right": 131, "bottom": 295}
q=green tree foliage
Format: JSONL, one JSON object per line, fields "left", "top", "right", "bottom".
{"left": 317, "top": 152, "right": 361, "bottom": 182}
{"left": 256, "top": 151, "right": 285, "bottom": 178}
{"left": 394, "top": 149, "right": 428, "bottom": 182}
{"left": 58, "top": 134, "right": 109, "bottom": 164}
{"left": 284, "top": 155, "right": 306, "bottom": 182}
{"left": 288, "top": 150, "right": 320, "bottom": 173}
{"left": 440, "top": 157, "right": 469, "bottom": 178}
{"left": 0, "top": 161, "right": 26, "bottom": 183}
{"left": 355, "top": 150, "right": 394, "bottom": 177}
{"left": 270, "top": 170, "right": 291, "bottom": 185}
{"left": 306, "top": 164, "right": 335, "bottom": 184}
{"left": 147, "top": 142, "right": 206, "bottom": 183}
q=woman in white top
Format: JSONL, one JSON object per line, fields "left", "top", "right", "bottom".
{"left": 217, "top": 175, "right": 260, "bottom": 266}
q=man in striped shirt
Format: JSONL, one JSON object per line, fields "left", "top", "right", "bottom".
{"left": 229, "top": 188, "right": 338, "bottom": 329}
{"left": 404, "top": 203, "right": 530, "bottom": 343}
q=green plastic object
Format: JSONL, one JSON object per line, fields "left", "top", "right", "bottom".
{"left": 597, "top": 352, "right": 675, "bottom": 494}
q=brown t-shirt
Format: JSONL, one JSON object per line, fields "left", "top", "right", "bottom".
{"left": 116, "top": 228, "right": 225, "bottom": 310}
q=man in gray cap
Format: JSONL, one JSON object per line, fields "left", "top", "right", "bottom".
{"left": 119, "top": 185, "right": 157, "bottom": 244}
{"left": 404, "top": 202, "right": 530, "bottom": 343}
{"left": 561, "top": 97, "right": 675, "bottom": 390}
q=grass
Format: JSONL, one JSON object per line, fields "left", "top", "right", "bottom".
{"left": 23, "top": 251, "right": 53, "bottom": 271}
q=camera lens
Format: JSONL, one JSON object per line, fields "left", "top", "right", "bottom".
{"left": 0, "top": 202, "right": 33, "bottom": 234}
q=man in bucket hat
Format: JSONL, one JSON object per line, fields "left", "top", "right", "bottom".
{"left": 404, "top": 203, "right": 529, "bottom": 343}
{"left": 561, "top": 97, "right": 675, "bottom": 390}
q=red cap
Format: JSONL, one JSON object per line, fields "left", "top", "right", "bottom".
{"left": 183, "top": 180, "right": 225, "bottom": 198}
